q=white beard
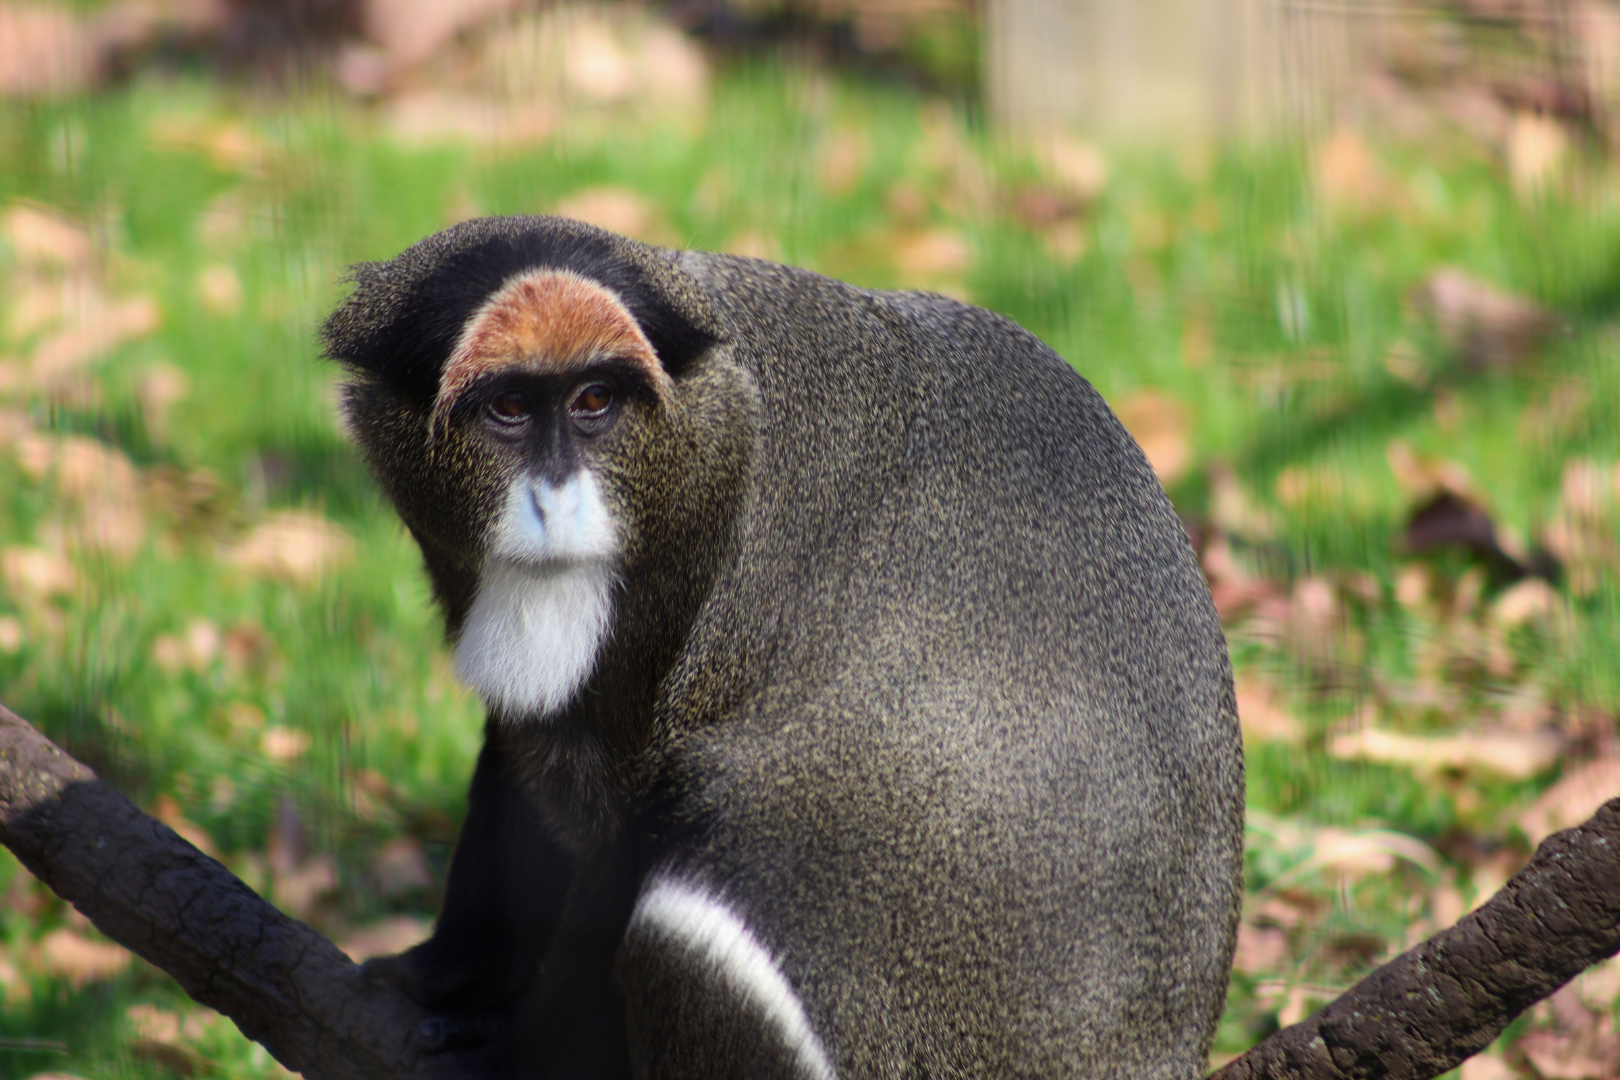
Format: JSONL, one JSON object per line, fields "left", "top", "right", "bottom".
{"left": 455, "top": 470, "right": 619, "bottom": 720}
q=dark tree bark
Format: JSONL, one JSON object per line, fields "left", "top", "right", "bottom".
{"left": 1210, "top": 796, "right": 1620, "bottom": 1080}
{"left": 2, "top": 699, "right": 1618, "bottom": 1080}
{"left": 0, "top": 703, "right": 455, "bottom": 1080}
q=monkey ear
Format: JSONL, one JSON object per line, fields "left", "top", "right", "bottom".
{"left": 320, "top": 218, "right": 722, "bottom": 403}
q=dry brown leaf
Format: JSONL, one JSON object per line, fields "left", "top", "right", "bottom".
{"left": 260, "top": 725, "right": 310, "bottom": 763}
{"left": 11, "top": 432, "right": 146, "bottom": 557}
{"left": 1234, "top": 675, "right": 1303, "bottom": 745}
{"left": 1457, "top": 1052, "right": 1518, "bottom": 1080}
{"left": 227, "top": 510, "right": 354, "bottom": 585}
{"left": 553, "top": 186, "right": 668, "bottom": 244}
{"left": 1232, "top": 922, "right": 1290, "bottom": 976}
{"left": 16, "top": 432, "right": 137, "bottom": 498}
{"left": 1314, "top": 127, "right": 1399, "bottom": 216}
{"left": 1575, "top": 957, "right": 1620, "bottom": 1012}
{"left": 1328, "top": 725, "right": 1565, "bottom": 781}
{"left": 1114, "top": 390, "right": 1190, "bottom": 486}
{"left": 1032, "top": 134, "right": 1108, "bottom": 203}
{"left": 1043, "top": 221, "right": 1087, "bottom": 264}
{"left": 1518, "top": 991, "right": 1620, "bottom": 1080}
{"left": 271, "top": 853, "right": 337, "bottom": 920}
{"left": 1251, "top": 892, "right": 1323, "bottom": 930}
{"left": 721, "top": 231, "right": 779, "bottom": 262}
{"left": 29, "top": 295, "right": 161, "bottom": 381}
{"left": 1274, "top": 466, "right": 1341, "bottom": 509}
{"left": 893, "top": 228, "right": 971, "bottom": 287}
{"left": 476, "top": 5, "right": 708, "bottom": 124}
{"left": 1518, "top": 756, "right": 1620, "bottom": 844}
{"left": 1386, "top": 440, "right": 1473, "bottom": 501}
{"left": 1287, "top": 827, "right": 1440, "bottom": 886}
{"left": 150, "top": 794, "right": 218, "bottom": 859}
{"left": 371, "top": 836, "right": 434, "bottom": 897}
{"left": 1411, "top": 269, "right": 1552, "bottom": 372}
{"left": 135, "top": 362, "right": 188, "bottom": 444}
{"left": 1200, "top": 535, "right": 1282, "bottom": 625}
{"left": 1559, "top": 459, "right": 1620, "bottom": 521}
{"left": 37, "top": 926, "right": 132, "bottom": 987}
{"left": 384, "top": 91, "right": 556, "bottom": 148}
{"left": 1490, "top": 578, "right": 1559, "bottom": 629}
{"left": 1430, "top": 884, "right": 1467, "bottom": 932}
{"left": 196, "top": 264, "right": 242, "bottom": 315}
{"left": 0, "top": 3, "right": 94, "bottom": 96}
{"left": 150, "top": 618, "right": 220, "bottom": 675}
{"left": 1207, "top": 463, "right": 1275, "bottom": 540}
{"left": 0, "top": 949, "right": 24, "bottom": 1005}
{"left": 0, "top": 545, "right": 78, "bottom": 601}
{"left": 336, "top": 916, "right": 433, "bottom": 963}
{"left": 1, "top": 204, "right": 93, "bottom": 267}
{"left": 126, "top": 1002, "right": 213, "bottom": 1044}
{"left": 361, "top": 0, "right": 517, "bottom": 66}
{"left": 818, "top": 129, "right": 867, "bottom": 196}
{"left": 1519, "top": 379, "right": 1591, "bottom": 447}
{"left": 1507, "top": 111, "right": 1569, "bottom": 200}
{"left": 146, "top": 115, "right": 266, "bottom": 172}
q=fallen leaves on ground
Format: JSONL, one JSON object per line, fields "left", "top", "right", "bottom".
{"left": 1542, "top": 458, "right": 1620, "bottom": 596}
{"left": 1518, "top": 756, "right": 1620, "bottom": 845}
{"left": 37, "top": 926, "right": 132, "bottom": 987}
{"left": 1328, "top": 724, "right": 1565, "bottom": 782}
{"left": 260, "top": 725, "right": 311, "bottom": 763}
{"left": 13, "top": 432, "right": 147, "bottom": 557}
{"left": 226, "top": 511, "right": 354, "bottom": 585}
{"left": 1517, "top": 983, "right": 1620, "bottom": 1080}
{"left": 150, "top": 794, "right": 219, "bottom": 859}
{"left": 337, "top": 915, "right": 433, "bottom": 963}
{"left": 1114, "top": 390, "right": 1192, "bottom": 486}
{"left": 126, "top": 1001, "right": 217, "bottom": 1076}
{"left": 553, "top": 187, "right": 671, "bottom": 246}
{"left": 1234, "top": 675, "right": 1304, "bottom": 745}
{"left": 892, "top": 227, "right": 971, "bottom": 290}
{"left": 1314, "top": 127, "right": 1403, "bottom": 217}
{"left": 371, "top": 836, "right": 434, "bottom": 898}
{"left": 1, "top": 203, "right": 94, "bottom": 268}
{"left": 1411, "top": 268, "right": 1553, "bottom": 373}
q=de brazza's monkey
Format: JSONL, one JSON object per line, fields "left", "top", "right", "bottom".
{"left": 322, "top": 215, "right": 1244, "bottom": 1080}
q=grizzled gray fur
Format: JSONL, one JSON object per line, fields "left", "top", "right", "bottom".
{"left": 322, "top": 215, "right": 1244, "bottom": 1080}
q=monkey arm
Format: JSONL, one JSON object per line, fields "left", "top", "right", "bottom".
{"left": 362, "top": 722, "right": 572, "bottom": 1011}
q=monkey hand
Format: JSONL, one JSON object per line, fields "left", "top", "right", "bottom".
{"left": 355, "top": 944, "right": 515, "bottom": 1061}
{"left": 356, "top": 934, "right": 502, "bottom": 1008}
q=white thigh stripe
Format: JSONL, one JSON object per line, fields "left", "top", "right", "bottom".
{"left": 632, "top": 879, "right": 836, "bottom": 1080}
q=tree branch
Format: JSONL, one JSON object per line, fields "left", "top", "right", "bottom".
{"left": 4, "top": 699, "right": 1619, "bottom": 1080}
{"left": 1211, "top": 797, "right": 1620, "bottom": 1080}
{"left": 0, "top": 702, "right": 455, "bottom": 1080}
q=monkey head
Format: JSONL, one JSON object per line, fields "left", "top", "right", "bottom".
{"left": 325, "top": 219, "right": 747, "bottom": 729}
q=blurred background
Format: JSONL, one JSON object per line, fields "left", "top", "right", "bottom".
{"left": 0, "top": 1, "right": 1618, "bottom": 1076}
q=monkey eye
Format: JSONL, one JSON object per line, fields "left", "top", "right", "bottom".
{"left": 486, "top": 389, "right": 532, "bottom": 425}
{"left": 567, "top": 382, "right": 616, "bottom": 430}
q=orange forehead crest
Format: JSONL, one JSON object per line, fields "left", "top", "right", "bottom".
{"left": 430, "top": 268, "right": 669, "bottom": 437}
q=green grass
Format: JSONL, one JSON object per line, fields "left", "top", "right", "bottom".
{"left": 0, "top": 57, "right": 1616, "bottom": 1077}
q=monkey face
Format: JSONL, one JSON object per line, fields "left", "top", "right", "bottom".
{"left": 330, "top": 225, "right": 748, "bottom": 728}
{"left": 417, "top": 268, "right": 677, "bottom": 722}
